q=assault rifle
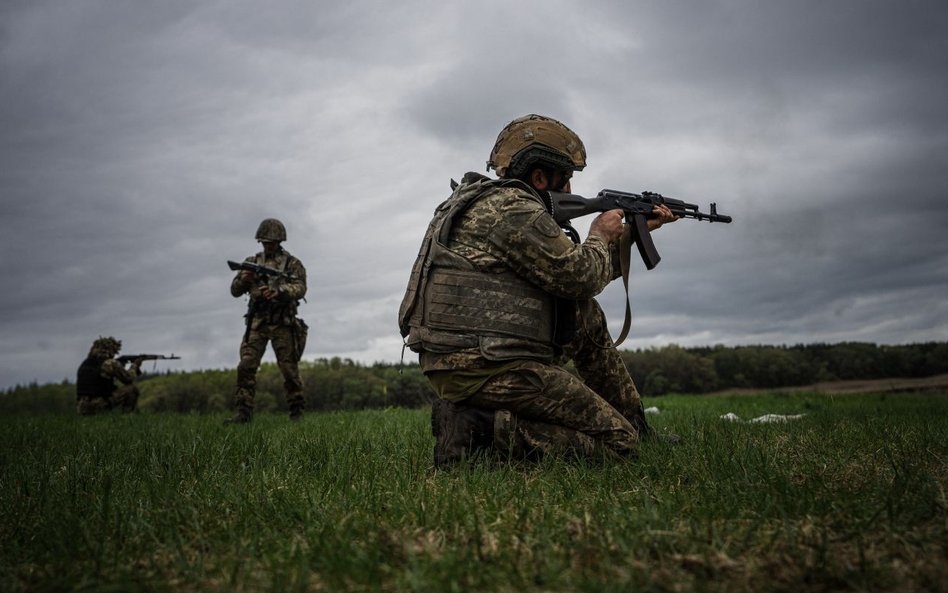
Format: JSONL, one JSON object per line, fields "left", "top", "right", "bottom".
{"left": 116, "top": 354, "right": 181, "bottom": 364}
{"left": 227, "top": 260, "right": 298, "bottom": 291}
{"left": 116, "top": 354, "right": 180, "bottom": 375}
{"left": 550, "top": 189, "right": 732, "bottom": 270}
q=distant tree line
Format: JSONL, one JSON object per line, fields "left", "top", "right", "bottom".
{"left": 2, "top": 342, "right": 946, "bottom": 414}
{"left": 620, "top": 341, "right": 948, "bottom": 395}
{"left": 0, "top": 358, "right": 432, "bottom": 415}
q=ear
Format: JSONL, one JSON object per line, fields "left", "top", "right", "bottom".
{"left": 529, "top": 168, "right": 549, "bottom": 191}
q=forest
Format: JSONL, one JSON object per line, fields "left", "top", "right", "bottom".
{"left": 2, "top": 341, "right": 946, "bottom": 415}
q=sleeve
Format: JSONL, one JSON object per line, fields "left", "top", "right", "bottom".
{"left": 485, "top": 194, "right": 616, "bottom": 300}
{"left": 609, "top": 225, "right": 633, "bottom": 280}
{"left": 230, "top": 255, "right": 256, "bottom": 297}
{"left": 101, "top": 359, "right": 136, "bottom": 385}
{"left": 278, "top": 257, "right": 307, "bottom": 301}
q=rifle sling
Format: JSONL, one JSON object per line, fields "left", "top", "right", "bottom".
{"left": 614, "top": 225, "right": 633, "bottom": 347}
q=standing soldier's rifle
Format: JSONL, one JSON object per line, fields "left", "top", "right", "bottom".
{"left": 227, "top": 260, "right": 298, "bottom": 292}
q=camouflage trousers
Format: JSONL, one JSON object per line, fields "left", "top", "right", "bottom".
{"left": 77, "top": 384, "right": 140, "bottom": 415}
{"left": 452, "top": 299, "right": 646, "bottom": 460}
{"left": 234, "top": 321, "right": 304, "bottom": 413}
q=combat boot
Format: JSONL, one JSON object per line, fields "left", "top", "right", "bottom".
{"left": 431, "top": 399, "right": 496, "bottom": 468}
{"left": 630, "top": 410, "right": 681, "bottom": 444}
{"left": 289, "top": 403, "right": 304, "bottom": 422}
{"left": 224, "top": 409, "right": 252, "bottom": 425}
{"left": 228, "top": 388, "right": 255, "bottom": 425}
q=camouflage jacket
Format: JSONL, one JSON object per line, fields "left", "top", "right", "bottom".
{"left": 76, "top": 357, "right": 137, "bottom": 399}
{"left": 101, "top": 359, "right": 138, "bottom": 385}
{"left": 231, "top": 247, "right": 307, "bottom": 326}
{"left": 400, "top": 172, "right": 622, "bottom": 372}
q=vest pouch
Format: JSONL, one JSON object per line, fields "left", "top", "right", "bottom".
{"left": 294, "top": 318, "right": 308, "bottom": 362}
{"left": 478, "top": 336, "right": 556, "bottom": 362}
{"left": 408, "top": 326, "right": 479, "bottom": 354}
{"left": 424, "top": 269, "right": 555, "bottom": 341}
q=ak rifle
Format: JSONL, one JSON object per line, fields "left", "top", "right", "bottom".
{"left": 550, "top": 189, "right": 732, "bottom": 269}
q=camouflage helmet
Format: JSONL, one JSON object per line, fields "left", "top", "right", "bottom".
{"left": 487, "top": 114, "right": 587, "bottom": 178}
{"left": 255, "top": 218, "right": 287, "bottom": 242}
{"left": 90, "top": 336, "right": 121, "bottom": 358}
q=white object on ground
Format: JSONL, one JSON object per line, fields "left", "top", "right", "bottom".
{"left": 748, "top": 413, "right": 806, "bottom": 423}
{"left": 644, "top": 406, "right": 660, "bottom": 414}
{"left": 720, "top": 412, "right": 806, "bottom": 423}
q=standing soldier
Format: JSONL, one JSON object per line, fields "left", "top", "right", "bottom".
{"left": 76, "top": 336, "right": 141, "bottom": 415}
{"left": 227, "top": 218, "right": 308, "bottom": 423}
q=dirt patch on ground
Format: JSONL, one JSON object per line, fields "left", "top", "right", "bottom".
{"left": 709, "top": 373, "right": 948, "bottom": 396}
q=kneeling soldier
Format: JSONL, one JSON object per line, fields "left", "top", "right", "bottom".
{"left": 76, "top": 336, "right": 141, "bottom": 415}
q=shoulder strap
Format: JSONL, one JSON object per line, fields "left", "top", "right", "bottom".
{"left": 255, "top": 250, "right": 290, "bottom": 273}
{"left": 580, "top": 227, "right": 634, "bottom": 349}
{"left": 613, "top": 228, "right": 634, "bottom": 347}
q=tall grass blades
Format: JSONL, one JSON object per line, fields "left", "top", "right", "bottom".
{"left": 0, "top": 393, "right": 945, "bottom": 592}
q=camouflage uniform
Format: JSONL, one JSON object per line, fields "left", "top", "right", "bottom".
{"left": 400, "top": 171, "right": 650, "bottom": 464}
{"left": 76, "top": 337, "right": 140, "bottom": 415}
{"left": 230, "top": 240, "right": 307, "bottom": 421}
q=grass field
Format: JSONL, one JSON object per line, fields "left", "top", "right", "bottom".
{"left": 1, "top": 391, "right": 946, "bottom": 592}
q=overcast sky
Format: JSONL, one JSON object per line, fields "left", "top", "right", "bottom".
{"left": 1, "top": 0, "right": 946, "bottom": 389}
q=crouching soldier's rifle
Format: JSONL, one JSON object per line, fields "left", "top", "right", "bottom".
{"left": 549, "top": 189, "right": 732, "bottom": 345}
{"left": 549, "top": 189, "right": 732, "bottom": 270}
{"left": 116, "top": 354, "right": 181, "bottom": 375}
{"left": 117, "top": 354, "right": 181, "bottom": 363}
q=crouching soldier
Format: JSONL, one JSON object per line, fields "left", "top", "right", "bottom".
{"left": 76, "top": 336, "right": 141, "bottom": 415}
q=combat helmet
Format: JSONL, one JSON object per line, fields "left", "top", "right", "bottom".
{"left": 90, "top": 336, "right": 121, "bottom": 358}
{"left": 255, "top": 218, "right": 287, "bottom": 242}
{"left": 487, "top": 114, "right": 587, "bottom": 178}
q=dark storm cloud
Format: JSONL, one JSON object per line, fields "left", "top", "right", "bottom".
{"left": 553, "top": 6, "right": 946, "bottom": 336}
{"left": 1, "top": 0, "right": 946, "bottom": 388}
{"left": 558, "top": 1, "right": 948, "bottom": 351}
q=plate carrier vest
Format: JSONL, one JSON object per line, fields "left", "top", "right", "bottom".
{"left": 398, "top": 173, "right": 558, "bottom": 362}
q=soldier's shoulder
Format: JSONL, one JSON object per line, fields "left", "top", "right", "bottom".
{"left": 477, "top": 183, "right": 545, "bottom": 213}
{"left": 101, "top": 359, "right": 122, "bottom": 374}
{"left": 283, "top": 251, "right": 305, "bottom": 269}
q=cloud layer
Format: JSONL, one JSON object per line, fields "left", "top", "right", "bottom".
{"left": 2, "top": 0, "right": 946, "bottom": 388}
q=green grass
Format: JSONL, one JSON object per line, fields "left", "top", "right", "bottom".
{"left": 1, "top": 392, "right": 946, "bottom": 592}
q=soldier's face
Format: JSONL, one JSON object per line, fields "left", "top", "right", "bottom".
{"left": 551, "top": 171, "right": 572, "bottom": 192}
{"left": 261, "top": 241, "right": 279, "bottom": 255}
{"left": 530, "top": 168, "right": 572, "bottom": 193}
